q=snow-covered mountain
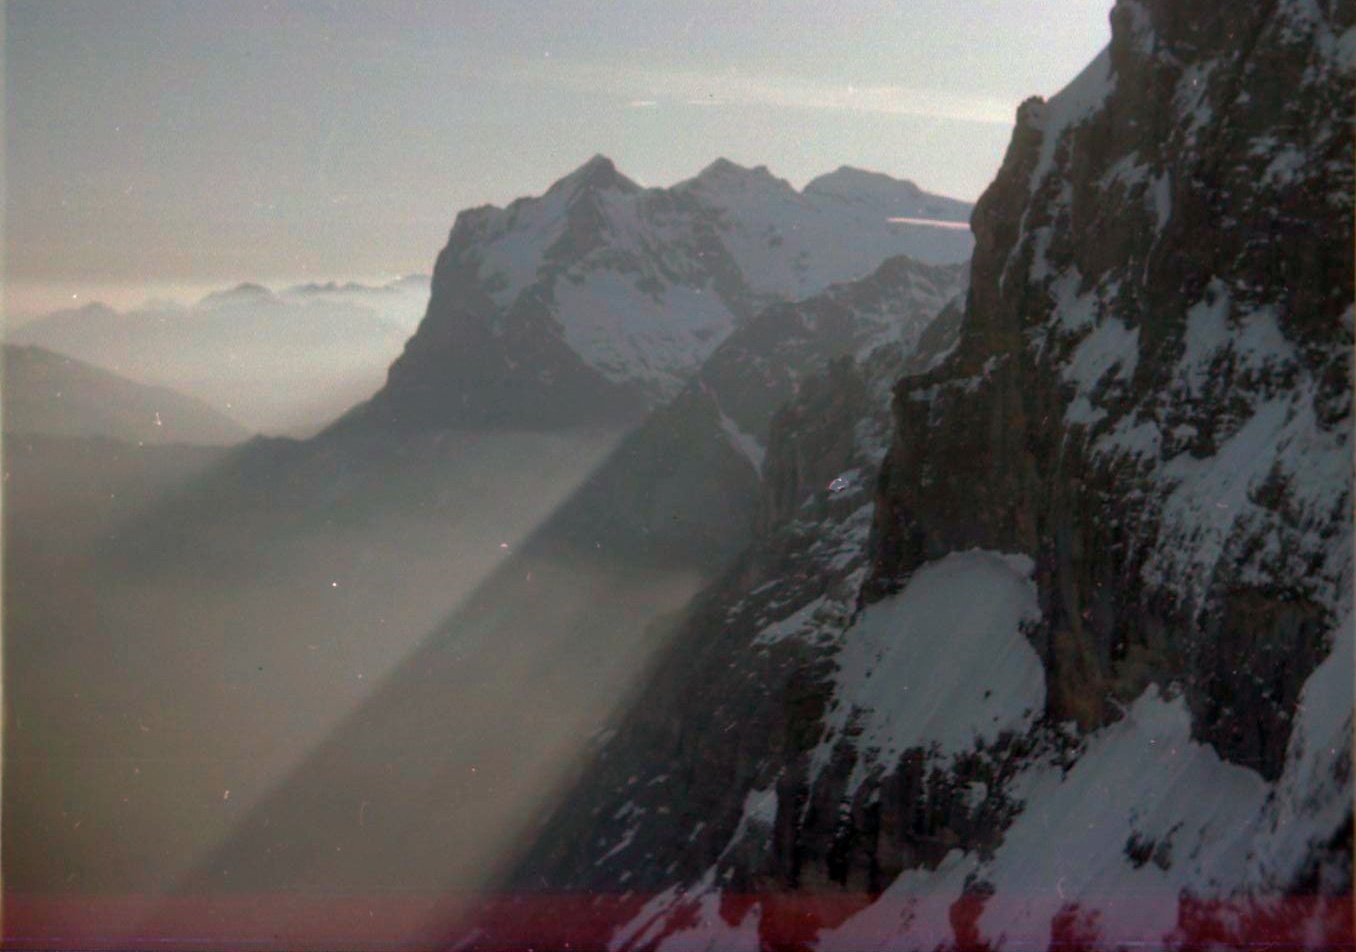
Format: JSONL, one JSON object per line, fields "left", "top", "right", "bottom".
{"left": 482, "top": 2, "right": 1353, "bottom": 949}
{"left": 343, "top": 156, "right": 972, "bottom": 431}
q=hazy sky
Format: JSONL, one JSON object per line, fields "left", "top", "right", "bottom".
{"left": 5, "top": 1, "right": 1111, "bottom": 315}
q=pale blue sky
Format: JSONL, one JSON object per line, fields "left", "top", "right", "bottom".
{"left": 5, "top": 1, "right": 1111, "bottom": 313}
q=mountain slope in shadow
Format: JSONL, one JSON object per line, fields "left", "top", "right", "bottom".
{"left": 3, "top": 344, "right": 250, "bottom": 445}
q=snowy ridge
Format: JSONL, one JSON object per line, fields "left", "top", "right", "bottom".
{"left": 431, "top": 156, "right": 973, "bottom": 407}
{"left": 692, "top": 255, "right": 967, "bottom": 453}
{"left": 1025, "top": 48, "right": 1115, "bottom": 196}
{"left": 673, "top": 160, "right": 971, "bottom": 303}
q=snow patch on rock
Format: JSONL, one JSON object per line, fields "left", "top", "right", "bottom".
{"left": 812, "top": 549, "right": 1045, "bottom": 793}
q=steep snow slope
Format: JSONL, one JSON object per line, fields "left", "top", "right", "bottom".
{"left": 483, "top": 2, "right": 1352, "bottom": 949}
{"left": 671, "top": 160, "right": 970, "bottom": 304}
{"left": 347, "top": 156, "right": 973, "bottom": 430}
{"left": 807, "top": 551, "right": 1046, "bottom": 799}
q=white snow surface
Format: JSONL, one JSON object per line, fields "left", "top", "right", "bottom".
{"left": 553, "top": 271, "right": 735, "bottom": 399}
{"left": 1078, "top": 283, "right": 1349, "bottom": 619}
{"left": 716, "top": 405, "right": 767, "bottom": 474}
{"left": 820, "top": 686, "right": 1272, "bottom": 951}
{"left": 721, "top": 785, "right": 779, "bottom": 858}
{"left": 611, "top": 866, "right": 762, "bottom": 952}
{"left": 1144, "top": 390, "right": 1344, "bottom": 610}
{"left": 1063, "top": 317, "right": 1139, "bottom": 393}
{"left": 678, "top": 164, "right": 971, "bottom": 302}
{"left": 811, "top": 550, "right": 1045, "bottom": 794}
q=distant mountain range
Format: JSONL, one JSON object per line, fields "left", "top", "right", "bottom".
{"left": 8, "top": 275, "right": 431, "bottom": 435}
{"left": 106, "top": 158, "right": 975, "bottom": 583}
{"left": 10, "top": 156, "right": 974, "bottom": 441}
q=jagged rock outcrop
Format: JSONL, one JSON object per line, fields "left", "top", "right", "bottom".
{"left": 478, "top": 2, "right": 1353, "bottom": 949}
{"left": 866, "top": 0, "right": 1352, "bottom": 782}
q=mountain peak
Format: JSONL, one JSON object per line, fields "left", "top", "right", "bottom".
{"left": 700, "top": 156, "right": 745, "bottom": 175}
{"left": 551, "top": 154, "right": 640, "bottom": 197}
{"left": 678, "top": 158, "right": 793, "bottom": 198}
{"left": 805, "top": 166, "right": 922, "bottom": 199}
{"left": 695, "top": 157, "right": 776, "bottom": 182}
{"left": 199, "top": 282, "right": 276, "bottom": 307}
{"left": 72, "top": 301, "right": 119, "bottom": 317}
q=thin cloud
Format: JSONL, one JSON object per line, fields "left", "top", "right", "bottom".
{"left": 503, "top": 58, "right": 1017, "bottom": 126}
{"left": 370, "top": 47, "right": 1018, "bottom": 126}
{"left": 887, "top": 216, "right": 973, "bottom": 231}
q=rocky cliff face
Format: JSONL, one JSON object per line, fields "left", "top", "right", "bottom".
{"left": 867, "top": 0, "right": 1352, "bottom": 779}
{"left": 483, "top": 2, "right": 1353, "bottom": 949}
